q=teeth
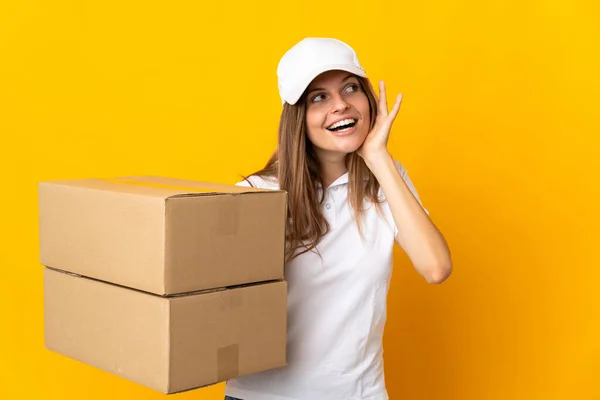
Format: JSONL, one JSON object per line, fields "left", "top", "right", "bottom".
{"left": 328, "top": 118, "right": 356, "bottom": 130}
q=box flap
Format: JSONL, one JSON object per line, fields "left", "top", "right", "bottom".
{"left": 111, "top": 176, "right": 284, "bottom": 197}
{"left": 39, "top": 176, "right": 281, "bottom": 200}
{"left": 39, "top": 178, "right": 184, "bottom": 199}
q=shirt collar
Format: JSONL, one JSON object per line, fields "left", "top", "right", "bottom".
{"left": 330, "top": 172, "right": 349, "bottom": 187}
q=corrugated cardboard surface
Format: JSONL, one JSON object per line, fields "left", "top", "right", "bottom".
{"left": 43, "top": 268, "right": 287, "bottom": 394}
{"left": 43, "top": 268, "right": 170, "bottom": 391}
{"left": 38, "top": 176, "right": 287, "bottom": 295}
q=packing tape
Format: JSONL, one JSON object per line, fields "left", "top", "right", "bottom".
{"left": 100, "top": 177, "right": 228, "bottom": 193}
{"left": 217, "top": 344, "right": 239, "bottom": 381}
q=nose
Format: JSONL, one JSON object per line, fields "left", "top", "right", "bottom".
{"left": 331, "top": 93, "right": 350, "bottom": 113}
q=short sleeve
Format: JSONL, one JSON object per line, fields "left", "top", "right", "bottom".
{"left": 394, "top": 160, "right": 429, "bottom": 213}
{"left": 234, "top": 174, "right": 280, "bottom": 190}
{"left": 392, "top": 160, "right": 430, "bottom": 236}
{"left": 235, "top": 178, "right": 252, "bottom": 188}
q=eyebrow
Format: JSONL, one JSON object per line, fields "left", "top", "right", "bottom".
{"left": 306, "top": 74, "right": 357, "bottom": 95}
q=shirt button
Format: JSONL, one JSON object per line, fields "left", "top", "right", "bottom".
{"left": 325, "top": 203, "right": 331, "bottom": 209}
{"left": 333, "top": 187, "right": 338, "bottom": 191}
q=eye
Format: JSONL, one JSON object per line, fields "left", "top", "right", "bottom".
{"left": 311, "top": 93, "right": 326, "bottom": 103}
{"left": 345, "top": 83, "right": 359, "bottom": 93}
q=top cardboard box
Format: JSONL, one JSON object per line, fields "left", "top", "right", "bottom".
{"left": 38, "top": 176, "right": 287, "bottom": 295}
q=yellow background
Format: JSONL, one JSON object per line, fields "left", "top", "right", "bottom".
{"left": 1, "top": 0, "right": 598, "bottom": 399}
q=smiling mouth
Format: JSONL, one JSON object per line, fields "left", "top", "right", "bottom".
{"left": 326, "top": 118, "right": 357, "bottom": 132}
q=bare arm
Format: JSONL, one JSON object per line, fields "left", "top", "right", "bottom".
{"left": 367, "top": 154, "right": 452, "bottom": 283}
{"left": 358, "top": 80, "right": 452, "bottom": 283}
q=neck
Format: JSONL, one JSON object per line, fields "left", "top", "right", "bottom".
{"left": 317, "top": 150, "right": 348, "bottom": 188}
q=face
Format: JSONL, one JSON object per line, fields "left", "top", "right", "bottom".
{"left": 304, "top": 70, "right": 371, "bottom": 160}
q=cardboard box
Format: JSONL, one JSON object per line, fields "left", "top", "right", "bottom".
{"left": 43, "top": 267, "right": 287, "bottom": 394}
{"left": 38, "top": 176, "right": 287, "bottom": 295}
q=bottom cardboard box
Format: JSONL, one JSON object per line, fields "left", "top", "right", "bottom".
{"left": 43, "top": 267, "right": 287, "bottom": 394}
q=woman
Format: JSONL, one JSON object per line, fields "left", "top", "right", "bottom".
{"left": 225, "top": 37, "right": 452, "bottom": 400}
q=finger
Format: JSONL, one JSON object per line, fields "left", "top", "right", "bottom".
{"left": 379, "top": 80, "right": 388, "bottom": 117}
{"left": 388, "top": 93, "right": 403, "bottom": 121}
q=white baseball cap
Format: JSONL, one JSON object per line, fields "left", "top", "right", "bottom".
{"left": 276, "top": 37, "right": 367, "bottom": 105}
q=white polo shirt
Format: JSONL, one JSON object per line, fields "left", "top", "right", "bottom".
{"left": 225, "top": 160, "right": 428, "bottom": 400}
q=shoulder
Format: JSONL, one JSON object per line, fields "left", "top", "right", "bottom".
{"left": 235, "top": 174, "right": 280, "bottom": 190}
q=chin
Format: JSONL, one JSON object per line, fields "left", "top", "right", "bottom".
{"left": 332, "top": 133, "right": 367, "bottom": 152}
{"left": 322, "top": 143, "right": 361, "bottom": 157}
{"left": 336, "top": 142, "right": 362, "bottom": 154}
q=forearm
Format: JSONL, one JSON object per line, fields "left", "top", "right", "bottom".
{"left": 365, "top": 152, "right": 452, "bottom": 283}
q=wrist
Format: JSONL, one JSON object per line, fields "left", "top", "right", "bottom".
{"left": 364, "top": 151, "right": 393, "bottom": 172}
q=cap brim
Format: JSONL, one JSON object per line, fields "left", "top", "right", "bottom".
{"left": 282, "top": 64, "right": 367, "bottom": 105}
